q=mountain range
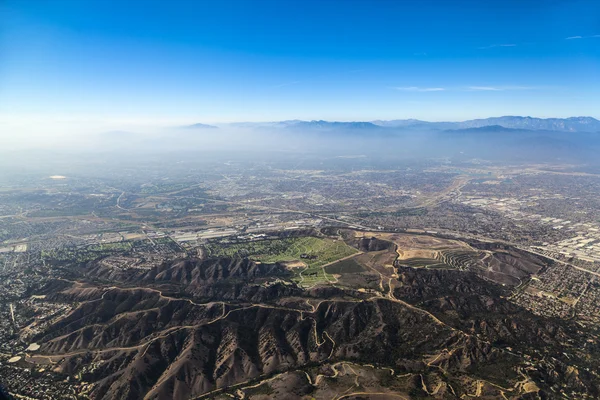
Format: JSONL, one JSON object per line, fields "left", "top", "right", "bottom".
{"left": 182, "top": 123, "right": 219, "bottom": 129}
{"left": 213, "top": 116, "right": 600, "bottom": 133}
{"left": 85, "top": 116, "right": 600, "bottom": 163}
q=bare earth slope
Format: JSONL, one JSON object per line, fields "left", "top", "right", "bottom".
{"left": 12, "top": 232, "right": 600, "bottom": 399}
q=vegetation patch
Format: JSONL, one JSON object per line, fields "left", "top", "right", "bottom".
{"left": 204, "top": 236, "right": 359, "bottom": 286}
{"left": 324, "top": 257, "right": 365, "bottom": 274}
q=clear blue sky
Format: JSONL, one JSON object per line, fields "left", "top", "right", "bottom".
{"left": 1, "top": 0, "right": 599, "bottom": 129}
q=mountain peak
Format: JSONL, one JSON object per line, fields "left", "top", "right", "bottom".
{"left": 183, "top": 123, "right": 218, "bottom": 129}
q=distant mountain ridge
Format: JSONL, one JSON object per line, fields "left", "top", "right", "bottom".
{"left": 223, "top": 120, "right": 382, "bottom": 131}
{"left": 375, "top": 116, "right": 600, "bottom": 132}
{"left": 283, "top": 120, "right": 382, "bottom": 130}
{"left": 443, "top": 125, "right": 524, "bottom": 133}
{"left": 183, "top": 123, "right": 218, "bottom": 129}
{"left": 220, "top": 116, "right": 600, "bottom": 133}
{"left": 440, "top": 116, "right": 600, "bottom": 132}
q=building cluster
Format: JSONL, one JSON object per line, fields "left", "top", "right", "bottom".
{"left": 512, "top": 262, "right": 600, "bottom": 327}
{"left": 535, "top": 233, "right": 600, "bottom": 263}
{"left": 0, "top": 363, "right": 82, "bottom": 399}
{"left": 459, "top": 194, "right": 600, "bottom": 264}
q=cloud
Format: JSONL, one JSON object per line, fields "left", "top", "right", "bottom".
{"left": 565, "top": 35, "right": 600, "bottom": 40}
{"left": 395, "top": 86, "right": 445, "bottom": 92}
{"left": 478, "top": 44, "right": 517, "bottom": 49}
{"left": 394, "top": 85, "right": 538, "bottom": 93}
{"left": 467, "top": 85, "right": 536, "bottom": 91}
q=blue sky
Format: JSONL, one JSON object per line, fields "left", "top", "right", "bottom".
{"left": 1, "top": 0, "right": 599, "bottom": 132}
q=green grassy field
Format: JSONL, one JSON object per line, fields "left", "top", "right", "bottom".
{"left": 205, "top": 236, "right": 359, "bottom": 286}
{"left": 324, "top": 257, "right": 365, "bottom": 274}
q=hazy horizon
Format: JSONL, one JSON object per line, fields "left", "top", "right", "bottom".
{"left": 2, "top": 0, "right": 600, "bottom": 148}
